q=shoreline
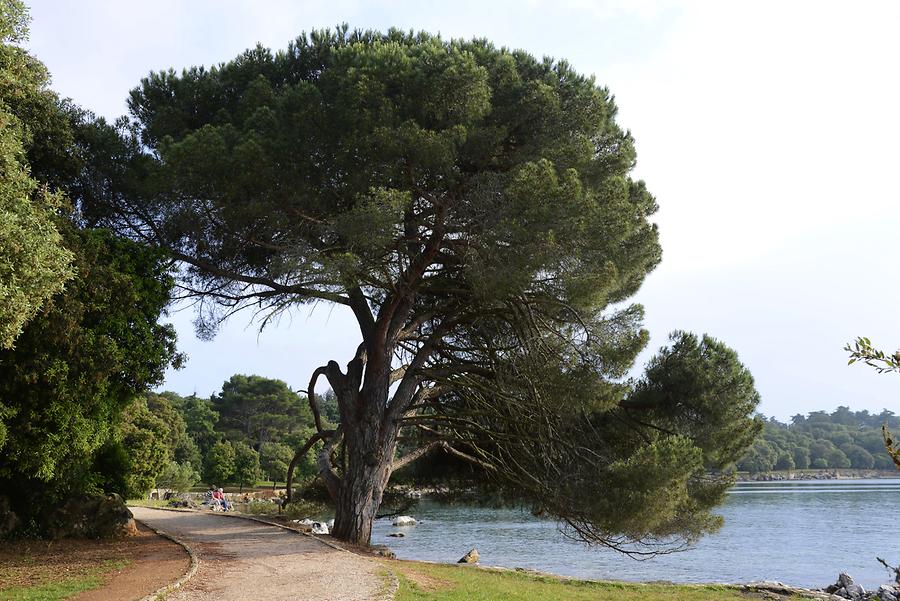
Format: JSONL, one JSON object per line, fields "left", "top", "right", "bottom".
{"left": 735, "top": 468, "right": 899, "bottom": 481}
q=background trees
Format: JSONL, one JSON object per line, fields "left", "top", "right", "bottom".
{"left": 211, "top": 375, "right": 312, "bottom": 446}
{"left": 203, "top": 441, "right": 236, "bottom": 486}
{"left": 119, "top": 400, "right": 170, "bottom": 498}
{"left": 736, "top": 408, "right": 900, "bottom": 473}
{"left": 232, "top": 443, "right": 260, "bottom": 492}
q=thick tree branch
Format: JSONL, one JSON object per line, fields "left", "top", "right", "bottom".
{"left": 306, "top": 366, "right": 329, "bottom": 435}
{"left": 348, "top": 286, "right": 375, "bottom": 342}
{"left": 389, "top": 366, "right": 408, "bottom": 385}
{"left": 442, "top": 444, "right": 497, "bottom": 472}
{"left": 391, "top": 440, "right": 445, "bottom": 472}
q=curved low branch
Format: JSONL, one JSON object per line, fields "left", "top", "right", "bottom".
{"left": 318, "top": 427, "right": 343, "bottom": 501}
{"left": 285, "top": 431, "right": 327, "bottom": 503}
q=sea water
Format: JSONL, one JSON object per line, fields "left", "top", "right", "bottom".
{"left": 371, "top": 479, "right": 900, "bottom": 588}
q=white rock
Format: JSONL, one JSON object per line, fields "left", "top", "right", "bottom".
{"left": 845, "top": 583, "right": 866, "bottom": 600}
{"left": 310, "top": 522, "right": 329, "bottom": 535}
{"left": 393, "top": 516, "right": 417, "bottom": 526}
{"left": 327, "top": 519, "right": 335, "bottom": 529}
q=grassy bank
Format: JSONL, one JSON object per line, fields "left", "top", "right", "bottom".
{"left": 389, "top": 561, "right": 793, "bottom": 601}
{"left": 0, "top": 557, "right": 126, "bottom": 601}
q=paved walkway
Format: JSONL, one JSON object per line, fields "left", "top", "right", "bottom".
{"left": 131, "top": 507, "right": 388, "bottom": 601}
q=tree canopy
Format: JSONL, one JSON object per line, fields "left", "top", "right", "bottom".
{"left": 0, "top": 0, "right": 73, "bottom": 349}
{"left": 211, "top": 374, "right": 312, "bottom": 445}
{"left": 81, "top": 27, "right": 761, "bottom": 547}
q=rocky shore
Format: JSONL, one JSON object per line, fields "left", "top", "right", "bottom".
{"left": 822, "top": 572, "right": 899, "bottom": 601}
{"left": 737, "top": 469, "right": 899, "bottom": 482}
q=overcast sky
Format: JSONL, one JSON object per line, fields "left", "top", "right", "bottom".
{"left": 26, "top": 0, "right": 899, "bottom": 420}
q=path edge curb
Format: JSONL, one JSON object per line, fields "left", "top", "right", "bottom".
{"left": 133, "top": 517, "right": 200, "bottom": 601}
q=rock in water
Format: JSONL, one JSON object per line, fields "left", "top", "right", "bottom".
{"left": 387, "top": 532, "right": 405, "bottom": 538}
{"left": 458, "top": 548, "right": 479, "bottom": 564}
{"left": 393, "top": 515, "right": 417, "bottom": 526}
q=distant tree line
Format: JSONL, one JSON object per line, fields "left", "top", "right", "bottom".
{"left": 737, "top": 407, "right": 900, "bottom": 473}
{"left": 122, "top": 375, "right": 339, "bottom": 495}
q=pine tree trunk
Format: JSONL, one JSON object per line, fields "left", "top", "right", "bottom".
{"left": 329, "top": 408, "right": 397, "bottom": 545}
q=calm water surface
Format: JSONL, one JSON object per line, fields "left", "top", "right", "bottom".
{"left": 371, "top": 479, "right": 900, "bottom": 588}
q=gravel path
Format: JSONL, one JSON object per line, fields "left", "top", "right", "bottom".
{"left": 131, "top": 507, "right": 388, "bottom": 601}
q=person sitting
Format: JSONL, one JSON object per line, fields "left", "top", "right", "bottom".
{"left": 213, "top": 487, "right": 230, "bottom": 511}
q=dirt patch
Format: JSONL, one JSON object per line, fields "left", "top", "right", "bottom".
{"left": 0, "top": 521, "right": 189, "bottom": 599}
{"left": 389, "top": 561, "right": 453, "bottom": 592}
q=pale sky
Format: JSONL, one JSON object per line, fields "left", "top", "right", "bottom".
{"left": 26, "top": 0, "right": 900, "bottom": 421}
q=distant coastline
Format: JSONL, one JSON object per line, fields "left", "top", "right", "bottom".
{"left": 735, "top": 468, "right": 899, "bottom": 482}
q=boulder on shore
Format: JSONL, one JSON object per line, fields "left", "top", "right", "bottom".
{"left": 878, "top": 585, "right": 899, "bottom": 601}
{"left": 393, "top": 515, "right": 417, "bottom": 526}
{"left": 458, "top": 548, "right": 479, "bottom": 564}
{"left": 820, "top": 572, "right": 900, "bottom": 601}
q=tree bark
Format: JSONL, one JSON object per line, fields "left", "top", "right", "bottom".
{"left": 329, "top": 388, "right": 399, "bottom": 545}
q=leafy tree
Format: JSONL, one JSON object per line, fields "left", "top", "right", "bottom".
{"left": 841, "top": 444, "right": 874, "bottom": 469}
{"left": 812, "top": 457, "right": 828, "bottom": 469}
{"left": 156, "top": 460, "right": 200, "bottom": 493}
{"left": 259, "top": 441, "right": 294, "bottom": 485}
{"left": 120, "top": 399, "right": 170, "bottom": 498}
{"left": 211, "top": 375, "right": 311, "bottom": 445}
{"left": 316, "top": 389, "right": 341, "bottom": 424}
{"left": 0, "top": 0, "right": 74, "bottom": 351}
{"left": 738, "top": 441, "right": 776, "bottom": 474}
{"left": 203, "top": 440, "right": 235, "bottom": 486}
{"left": 0, "top": 228, "right": 180, "bottom": 518}
{"left": 232, "top": 443, "right": 260, "bottom": 491}
{"left": 774, "top": 452, "right": 795, "bottom": 471}
{"left": 83, "top": 28, "right": 760, "bottom": 546}
{"left": 826, "top": 448, "right": 851, "bottom": 469}
{"left": 174, "top": 394, "right": 219, "bottom": 454}
{"left": 145, "top": 392, "right": 201, "bottom": 468}
{"left": 792, "top": 446, "right": 811, "bottom": 469}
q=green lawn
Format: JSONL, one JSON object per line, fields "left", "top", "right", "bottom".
{"left": 390, "top": 561, "right": 779, "bottom": 601}
{"left": 0, "top": 560, "right": 127, "bottom": 601}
